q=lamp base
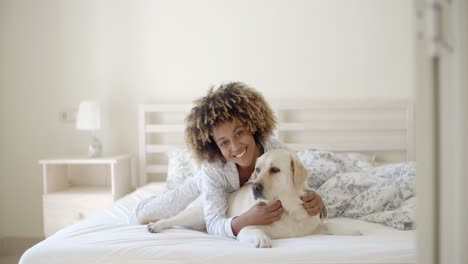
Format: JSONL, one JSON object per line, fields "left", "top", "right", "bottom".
{"left": 88, "top": 135, "right": 102, "bottom": 158}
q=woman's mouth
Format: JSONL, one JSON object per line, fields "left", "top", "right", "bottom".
{"left": 234, "top": 149, "right": 247, "bottom": 158}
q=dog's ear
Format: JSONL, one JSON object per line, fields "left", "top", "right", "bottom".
{"left": 251, "top": 169, "right": 257, "bottom": 181}
{"left": 250, "top": 157, "right": 262, "bottom": 181}
{"left": 250, "top": 163, "right": 259, "bottom": 181}
{"left": 290, "top": 152, "right": 307, "bottom": 190}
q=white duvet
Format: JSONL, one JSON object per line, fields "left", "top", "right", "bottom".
{"left": 20, "top": 182, "right": 416, "bottom": 264}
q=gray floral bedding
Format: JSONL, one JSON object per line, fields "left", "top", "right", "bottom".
{"left": 297, "top": 150, "right": 416, "bottom": 230}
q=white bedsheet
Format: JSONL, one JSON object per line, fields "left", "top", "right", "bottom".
{"left": 20, "top": 183, "right": 416, "bottom": 264}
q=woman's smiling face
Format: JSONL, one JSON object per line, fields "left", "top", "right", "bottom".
{"left": 212, "top": 120, "right": 259, "bottom": 169}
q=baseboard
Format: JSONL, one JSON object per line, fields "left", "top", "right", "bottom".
{"left": 0, "top": 236, "right": 43, "bottom": 256}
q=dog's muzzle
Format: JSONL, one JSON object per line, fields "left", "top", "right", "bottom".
{"left": 252, "top": 182, "right": 264, "bottom": 200}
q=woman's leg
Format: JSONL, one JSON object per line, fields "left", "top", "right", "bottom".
{"left": 130, "top": 174, "right": 202, "bottom": 224}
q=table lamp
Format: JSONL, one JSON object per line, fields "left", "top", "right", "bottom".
{"left": 76, "top": 101, "right": 102, "bottom": 158}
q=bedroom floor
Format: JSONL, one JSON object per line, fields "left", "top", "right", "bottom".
{"left": 0, "top": 255, "right": 20, "bottom": 264}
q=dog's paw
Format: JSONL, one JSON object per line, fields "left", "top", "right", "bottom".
{"left": 350, "top": 230, "right": 363, "bottom": 236}
{"left": 147, "top": 220, "right": 164, "bottom": 233}
{"left": 237, "top": 229, "right": 272, "bottom": 248}
{"left": 251, "top": 233, "right": 272, "bottom": 248}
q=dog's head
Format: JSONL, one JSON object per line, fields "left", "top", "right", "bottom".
{"left": 250, "top": 149, "right": 308, "bottom": 201}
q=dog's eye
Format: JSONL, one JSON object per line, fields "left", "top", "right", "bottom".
{"left": 255, "top": 167, "right": 261, "bottom": 173}
{"left": 270, "top": 167, "right": 280, "bottom": 173}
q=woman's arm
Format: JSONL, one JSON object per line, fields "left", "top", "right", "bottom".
{"left": 231, "top": 200, "right": 283, "bottom": 235}
{"left": 201, "top": 165, "right": 238, "bottom": 238}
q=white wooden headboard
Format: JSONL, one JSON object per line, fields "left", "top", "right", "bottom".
{"left": 138, "top": 101, "right": 414, "bottom": 186}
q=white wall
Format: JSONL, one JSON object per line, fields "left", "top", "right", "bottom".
{"left": 0, "top": 0, "right": 414, "bottom": 238}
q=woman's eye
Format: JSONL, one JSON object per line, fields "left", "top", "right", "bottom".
{"left": 236, "top": 130, "right": 245, "bottom": 137}
{"left": 219, "top": 141, "right": 228, "bottom": 148}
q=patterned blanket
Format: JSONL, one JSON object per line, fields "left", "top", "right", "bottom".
{"left": 297, "top": 150, "right": 416, "bottom": 230}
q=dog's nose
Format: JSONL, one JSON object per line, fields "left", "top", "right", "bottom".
{"left": 252, "top": 182, "right": 263, "bottom": 199}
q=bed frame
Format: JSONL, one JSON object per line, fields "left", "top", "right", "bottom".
{"left": 138, "top": 101, "right": 414, "bottom": 186}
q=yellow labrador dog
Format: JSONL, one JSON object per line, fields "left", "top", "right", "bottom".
{"left": 147, "top": 149, "right": 360, "bottom": 247}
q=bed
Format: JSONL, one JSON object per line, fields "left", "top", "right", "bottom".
{"left": 20, "top": 101, "right": 416, "bottom": 264}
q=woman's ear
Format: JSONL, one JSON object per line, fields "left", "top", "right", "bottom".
{"left": 290, "top": 153, "right": 307, "bottom": 190}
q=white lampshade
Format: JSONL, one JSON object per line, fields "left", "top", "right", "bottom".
{"left": 76, "top": 101, "right": 101, "bottom": 131}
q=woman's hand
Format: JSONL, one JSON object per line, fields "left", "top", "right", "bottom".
{"left": 231, "top": 200, "right": 283, "bottom": 235}
{"left": 244, "top": 200, "right": 284, "bottom": 225}
{"left": 301, "top": 190, "right": 324, "bottom": 216}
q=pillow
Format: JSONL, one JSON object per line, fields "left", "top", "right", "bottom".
{"left": 339, "top": 152, "right": 376, "bottom": 171}
{"left": 165, "top": 148, "right": 199, "bottom": 190}
{"left": 296, "top": 149, "right": 375, "bottom": 190}
{"left": 366, "top": 161, "right": 415, "bottom": 179}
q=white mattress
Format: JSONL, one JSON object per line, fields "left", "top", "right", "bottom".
{"left": 20, "top": 183, "right": 416, "bottom": 264}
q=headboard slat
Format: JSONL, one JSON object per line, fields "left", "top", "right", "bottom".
{"left": 278, "top": 120, "right": 406, "bottom": 131}
{"left": 146, "top": 165, "right": 168, "bottom": 174}
{"left": 146, "top": 144, "right": 185, "bottom": 153}
{"left": 286, "top": 141, "right": 407, "bottom": 152}
{"left": 146, "top": 124, "right": 185, "bottom": 133}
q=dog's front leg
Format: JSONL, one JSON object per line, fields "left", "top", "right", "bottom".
{"left": 236, "top": 226, "right": 272, "bottom": 248}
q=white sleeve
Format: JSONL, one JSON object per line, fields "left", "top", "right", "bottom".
{"left": 320, "top": 196, "right": 329, "bottom": 220}
{"left": 200, "top": 165, "right": 237, "bottom": 238}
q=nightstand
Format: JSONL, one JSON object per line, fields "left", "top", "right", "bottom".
{"left": 38, "top": 154, "right": 134, "bottom": 237}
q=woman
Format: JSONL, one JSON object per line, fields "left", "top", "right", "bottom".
{"left": 132, "top": 82, "right": 326, "bottom": 238}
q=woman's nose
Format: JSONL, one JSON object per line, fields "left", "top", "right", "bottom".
{"left": 231, "top": 138, "right": 241, "bottom": 152}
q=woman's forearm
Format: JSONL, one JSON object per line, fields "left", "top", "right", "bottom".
{"left": 231, "top": 214, "right": 250, "bottom": 236}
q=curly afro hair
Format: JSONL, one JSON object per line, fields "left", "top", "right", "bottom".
{"left": 185, "top": 82, "right": 276, "bottom": 163}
